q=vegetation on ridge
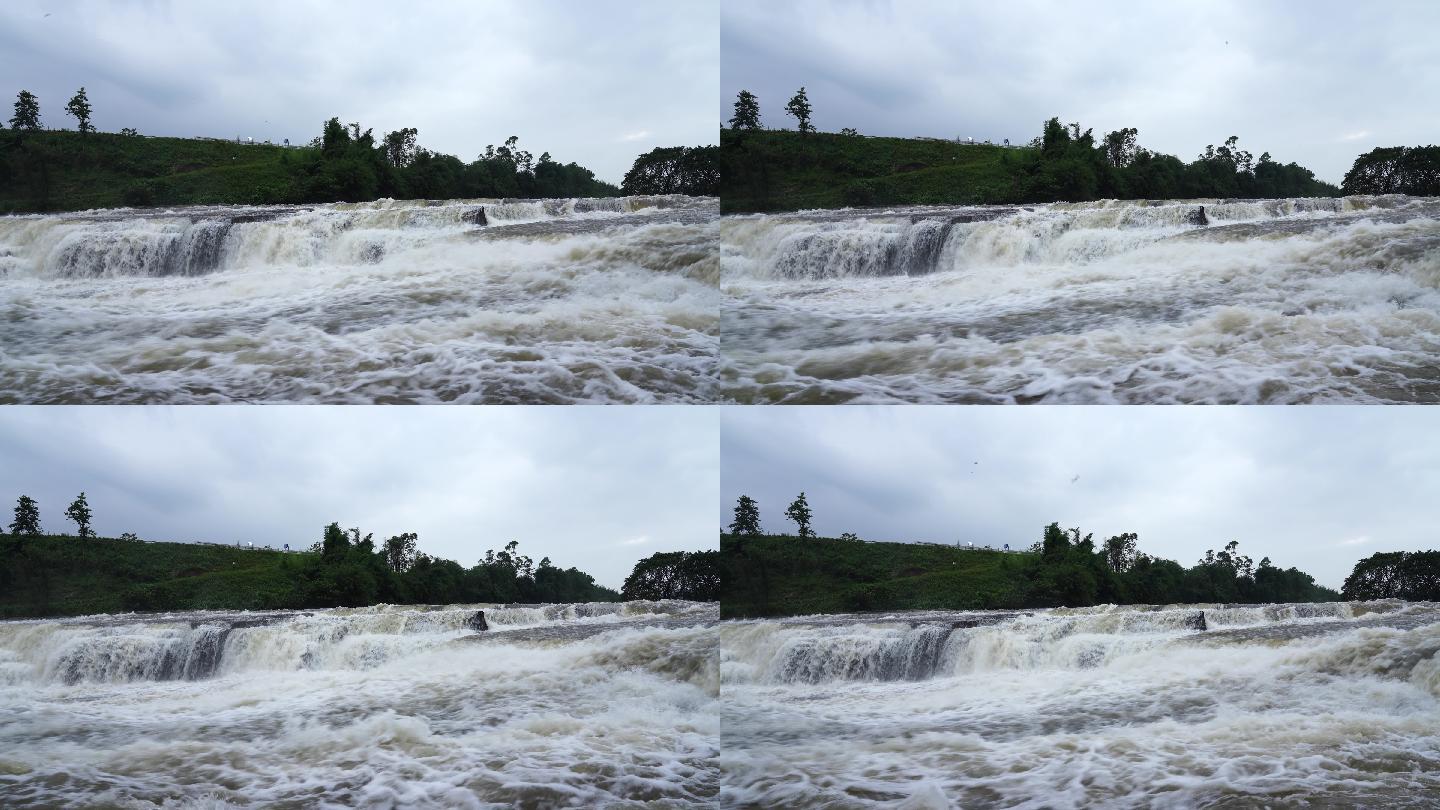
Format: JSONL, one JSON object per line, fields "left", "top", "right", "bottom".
{"left": 721, "top": 494, "right": 1341, "bottom": 619}
{"left": 721, "top": 87, "right": 1341, "bottom": 213}
{"left": 0, "top": 86, "right": 717, "bottom": 212}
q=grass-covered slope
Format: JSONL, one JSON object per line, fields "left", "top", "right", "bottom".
{"left": 721, "top": 533, "right": 1031, "bottom": 619}
{"left": 720, "top": 128, "right": 1016, "bottom": 213}
{"left": 0, "top": 130, "right": 298, "bottom": 213}
{"left": 0, "top": 533, "right": 301, "bottom": 618}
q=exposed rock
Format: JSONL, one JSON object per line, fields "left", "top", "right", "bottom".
{"left": 1186, "top": 205, "right": 1209, "bottom": 227}
{"left": 467, "top": 610, "right": 489, "bottom": 632}
{"left": 1185, "top": 610, "right": 1208, "bottom": 631}
{"left": 463, "top": 207, "right": 488, "bottom": 226}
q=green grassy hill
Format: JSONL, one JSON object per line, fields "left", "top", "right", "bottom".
{"left": 720, "top": 128, "right": 1018, "bottom": 213}
{"left": 0, "top": 533, "right": 304, "bottom": 618}
{"left": 0, "top": 130, "right": 301, "bottom": 213}
{"left": 720, "top": 124, "right": 1340, "bottom": 214}
{"left": 721, "top": 533, "right": 1032, "bottom": 618}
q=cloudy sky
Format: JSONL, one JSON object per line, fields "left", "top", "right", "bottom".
{"left": 0, "top": 0, "right": 717, "bottom": 184}
{"left": 722, "top": 0, "right": 1439, "bottom": 184}
{"left": 0, "top": 407, "right": 718, "bottom": 589}
{"left": 722, "top": 407, "right": 1440, "bottom": 589}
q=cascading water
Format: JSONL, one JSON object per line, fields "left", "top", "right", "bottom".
{"left": 720, "top": 601, "right": 1440, "bottom": 808}
{"left": 0, "top": 600, "right": 719, "bottom": 807}
{"left": 721, "top": 196, "right": 1440, "bottom": 404}
{"left": 0, "top": 195, "right": 719, "bottom": 404}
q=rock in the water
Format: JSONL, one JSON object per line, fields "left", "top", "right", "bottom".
{"left": 463, "top": 207, "right": 487, "bottom": 226}
{"left": 1186, "top": 205, "right": 1208, "bottom": 227}
{"left": 467, "top": 610, "right": 489, "bottom": 632}
{"left": 1184, "top": 611, "right": 1207, "bottom": 631}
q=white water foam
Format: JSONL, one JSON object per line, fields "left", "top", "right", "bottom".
{"left": 720, "top": 601, "right": 1440, "bottom": 808}
{"left": 0, "top": 601, "right": 718, "bottom": 808}
{"left": 0, "top": 196, "right": 718, "bottom": 403}
{"left": 721, "top": 196, "right": 1440, "bottom": 403}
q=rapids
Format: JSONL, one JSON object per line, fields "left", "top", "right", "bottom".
{"left": 0, "top": 600, "right": 719, "bottom": 808}
{"left": 720, "top": 601, "right": 1440, "bottom": 808}
{"left": 720, "top": 196, "right": 1440, "bottom": 403}
{"left": 0, "top": 195, "right": 719, "bottom": 403}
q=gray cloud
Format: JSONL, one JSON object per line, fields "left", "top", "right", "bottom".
{"left": 0, "top": 406, "right": 719, "bottom": 589}
{"left": 1, "top": 0, "right": 718, "bottom": 184}
{"left": 721, "top": 407, "right": 1440, "bottom": 590}
{"left": 722, "top": 0, "right": 1440, "bottom": 184}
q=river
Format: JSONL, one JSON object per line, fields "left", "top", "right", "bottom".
{"left": 721, "top": 196, "right": 1440, "bottom": 403}
{"left": 0, "top": 600, "right": 718, "bottom": 807}
{"left": 720, "top": 601, "right": 1440, "bottom": 808}
{"left": 0, "top": 195, "right": 718, "bottom": 404}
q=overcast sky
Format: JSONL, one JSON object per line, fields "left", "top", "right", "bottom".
{"left": 722, "top": 0, "right": 1440, "bottom": 185}
{"left": 0, "top": 407, "right": 718, "bottom": 590}
{"left": 722, "top": 407, "right": 1440, "bottom": 590}
{"left": 0, "top": 0, "right": 717, "bottom": 184}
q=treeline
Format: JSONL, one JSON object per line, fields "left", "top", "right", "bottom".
{"left": 158, "top": 118, "right": 621, "bottom": 207}
{"left": 1, "top": 491, "right": 725, "bottom": 616}
{"left": 721, "top": 86, "right": 1339, "bottom": 211}
{"left": 1341, "top": 146, "right": 1440, "bottom": 196}
{"left": 1003, "top": 118, "right": 1339, "bottom": 203}
{"left": 1020, "top": 523, "right": 1339, "bottom": 607}
{"left": 235, "top": 524, "right": 620, "bottom": 610}
{"left": 619, "top": 550, "right": 720, "bottom": 601}
{"left": 5, "top": 85, "right": 681, "bottom": 211}
{"left": 620, "top": 145, "right": 719, "bottom": 196}
{"left": 1342, "top": 550, "right": 1440, "bottom": 601}
{"left": 723, "top": 493, "right": 1338, "bottom": 615}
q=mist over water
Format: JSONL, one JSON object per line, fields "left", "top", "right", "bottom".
{"left": 0, "top": 601, "right": 719, "bottom": 808}
{"left": 0, "top": 195, "right": 719, "bottom": 404}
{"left": 721, "top": 196, "right": 1440, "bottom": 403}
{"left": 720, "top": 602, "right": 1440, "bottom": 808}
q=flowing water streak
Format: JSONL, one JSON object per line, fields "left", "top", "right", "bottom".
{"left": 720, "top": 601, "right": 1440, "bottom": 808}
{"left": 0, "top": 600, "right": 719, "bottom": 808}
{"left": 0, "top": 195, "right": 719, "bottom": 403}
{"left": 721, "top": 196, "right": 1440, "bottom": 403}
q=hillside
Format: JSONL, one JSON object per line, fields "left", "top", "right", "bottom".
{"left": 0, "top": 528, "right": 620, "bottom": 619}
{"left": 0, "top": 124, "right": 622, "bottom": 214}
{"left": 721, "top": 533, "right": 1030, "bottom": 618}
{"left": 720, "top": 526, "right": 1340, "bottom": 619}
{"left": 720, "top": 122, "right": 1339, "bottom": 214}
{"left": 720, "top": 128, "right": 1017, "bottom": 213}
{"left": 0, "top": 533, "right": 300, "bottom": 618}
{"left": 0, "top": 130, "right": 299, "bottom": 213}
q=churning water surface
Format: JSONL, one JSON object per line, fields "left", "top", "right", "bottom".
{"left": 721, "top": 196, "right": 1440, "bottom": 403}
{"left": 0, "top": 195, "right": 718, "bottom": 403}
{"left": 0, "top": 601, "right": 719, "bottom": 808}
{"left": 720, "top": 601, "right": 1440, "bottom": 808}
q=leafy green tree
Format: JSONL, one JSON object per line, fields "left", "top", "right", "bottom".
{"left": 383, "top": 531, "right": 418, "bottom": 572}
{"left": 729, "top": 495, "right": 762, "bottom": 535}
{"left": 383, "top": 127, "right": 418, "bottom": 168}
{"left": 65, "top": 87, "right": 93, "bottom": 134}
{"left": 9, "top": 495, "right": 41, "bottom": 535}
{"left": 730, "top": 90, "right": 761, "bottom": 130}
{"left": 1102, "top": 127, "right": 1138, "bottom": 167}
{"left": 839, "top": 128, "right": 859, "bottom": 137}
{"left": 621, "top": 145, "right": 719, "bottom": 195}
{"left": 65, "top": 492, "right": 93, "bottom": 538}
{"left": 10, "top": 90, "right": 40, "bottom": 130}
{"left": 119, "top": 127, "right": 139, "bottom": 137}
{"left": 1342, "top": 145, "right": 1440, "bottom": 196}
{"left": 621, "top": 550, "right": 720, "bottom": 600}
{"left": 785, "top": 492, "right": 813, "bottom": 538}
{"left": 785, "top": 87, "right": 813, "bottom": 134}
{"left": 1103, "top": 532, "right": 1137, "bottom": 573}
{"left": 320, "top": 521, "right": 350, "bottom": 559}
{"left": 1342, "top": 550, "right": 1440, "bottom": 600}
